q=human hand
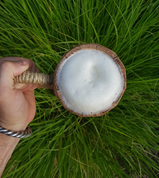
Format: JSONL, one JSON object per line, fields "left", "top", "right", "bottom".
{"left": 0, "top": 57, "right": 39, "bottom": 131}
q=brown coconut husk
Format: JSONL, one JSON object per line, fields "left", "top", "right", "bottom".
{"left": 53, "top": 43, "right": 126, "bottom": 117}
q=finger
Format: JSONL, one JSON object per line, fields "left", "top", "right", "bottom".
{"left": 0, "top": 60, "right": 29, "bottom": 98}
{"left": 0, "top": 57, "right": 40, "bottom": 92}
{"left": 20, "top": 84, "right": 35, "bottom": 92}
{"left": 27, "top": 84, "right": 39, "bottom": 91}
{"left": 0, "top": 57, "right": 40, "bottom": 73}
{"left": 14, "top": 83, "right": 26, "bottom": 90}
{"left": 14, "top": 83, "right": 39, "bottom": 92}
{"left": 0, "top": 57, "right": 30, "bottom": 66}
{"left": 14, "top": 83, "right": 31, "bottom": 92}
{"left": 27, "top": 59, "right": 40, "bottom": 73}
{"left": 23, "top": 90, "right": 36, "bottom": 124}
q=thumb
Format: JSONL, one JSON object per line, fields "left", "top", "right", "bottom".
{"left": 0, "top": 60, "right": 29, "bottom": 94}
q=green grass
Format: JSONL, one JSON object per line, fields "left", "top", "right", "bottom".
{"left": 0, "top": 0, "right": 159, "bottom": 177}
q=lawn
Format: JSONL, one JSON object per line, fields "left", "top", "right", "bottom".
{"left": 0, "top": 0, "right": 159, "bottom": 177}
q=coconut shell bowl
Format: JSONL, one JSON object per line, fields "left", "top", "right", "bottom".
{"left": 14, "top": 43, "right": 126, "bottom": 117}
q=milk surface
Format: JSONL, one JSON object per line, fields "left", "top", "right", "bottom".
{"left": 57, "top": 49, "right": 124, "bottom": 115}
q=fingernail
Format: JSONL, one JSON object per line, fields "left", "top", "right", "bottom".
{"left": 18, "top": 60, "right": 27, "bottom": 66}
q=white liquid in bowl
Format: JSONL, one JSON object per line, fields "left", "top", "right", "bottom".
{"left": 56, "top": 49, "right": 124, "bottom": 115}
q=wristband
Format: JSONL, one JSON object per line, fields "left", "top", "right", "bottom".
{"left": 0, "top": 126, "right": 31, "bottom": 138}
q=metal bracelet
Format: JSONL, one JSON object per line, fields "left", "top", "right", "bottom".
{"left": 0, "top": 126, "right": 32, "bottom": 138}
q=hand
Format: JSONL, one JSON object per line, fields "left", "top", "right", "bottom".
{"left": 0, "top": 57, "right": 39, "bottom": 131}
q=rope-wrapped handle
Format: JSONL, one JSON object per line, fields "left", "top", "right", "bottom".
{"left": 14, "top": 71, "right": 54, "bottom": 89}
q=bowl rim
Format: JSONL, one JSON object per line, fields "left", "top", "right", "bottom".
{"left": 53, "top": 43, "right": 126, "bottom": 117}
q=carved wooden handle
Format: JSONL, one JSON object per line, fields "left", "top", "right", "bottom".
{"left": 14, "top": 71, "right": 54, "bottom": 89}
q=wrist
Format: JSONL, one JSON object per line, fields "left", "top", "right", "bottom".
{"left": 0, "top": 132, "right": 20, "bottom": 146}
{"left": 0, "top": 119, "right": 31, "bottom": 139}
{"left": 0, "top": 125, "right": 31, "bottom": 139}
{"left": 0, "top": 133, "right": 20, "bottom": 161}
{"left": 0, "top": 119, "right": 27, "bottom": 131}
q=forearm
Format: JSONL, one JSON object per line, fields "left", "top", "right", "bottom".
{"left": 0, "top": 133, "right": 20, "bottom": 177}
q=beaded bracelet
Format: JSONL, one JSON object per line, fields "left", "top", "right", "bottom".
{"left": 0, "top": 126, "right": 31, "bottom": 138}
